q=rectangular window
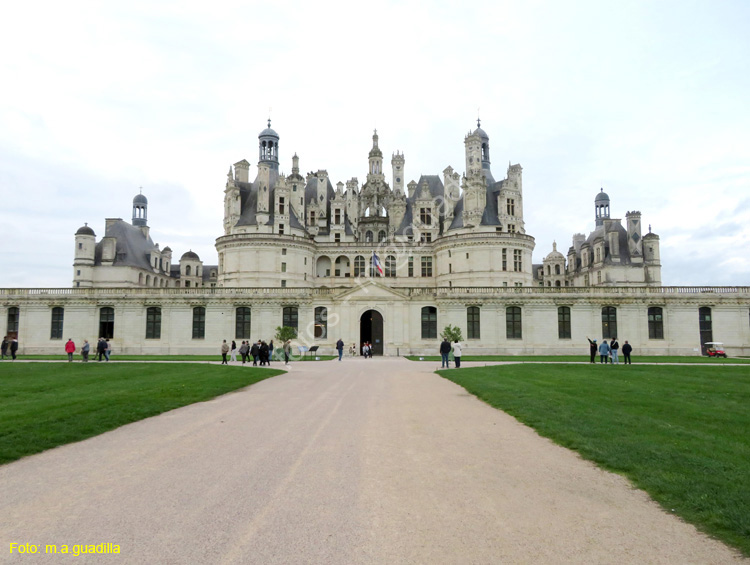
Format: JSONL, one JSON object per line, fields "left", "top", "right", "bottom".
{"left": 282, "top": 248, "right": 287, "bottom": 255}
{"left": 314, "top": 307, "right": 327, "bottom": 339}
{"left": 281, "top": 280, "right": 286, "bottom": 288}
{"left": 192, "top": 307, "right": 206, "bottom": 339}
{"left": 421, "top": 256, "right": 433, "bottom": 277}
{"left": 601, "top": 306, "right": 617, "bottom": 339}
{"left": 648, "top": 307, "right": 664, "bottom": 339}
{"left": 146, "top": 307, "right": 161, "bottom": 339}
{"left": 50, "top": 307, "right": 64, "bottom": 340}
{"left": 385, "top": 255, "right": 396, "bottom": 277}
{"left": 584, "top": 274, "right": 589, "bottom": 286}
{"left": 513, "top": 249, "right": 522, "bottom": 272}
{"left": 283, "top": 307, "right": 299, "bottom": 331}
{"left": 421, "top": 306, "right": 437, "bottom": 339}
{"left": 507, "top": 198, "right": 515, "bottom": 215}
{"left": 335, "top": 210, "right": 341, "bottom": 224}
{"left": 502, "top": 248, "right": 507, "bottom": 271}
{"left": 508, "top": 224, "right": 516, "bottom": 233}
{"left": 408, "top": 256, "right": 414, "bottom": 277}
{"left": 279, "top": 223, "right": 285, "bottom": 235}
{"left": 334, "top": 233, "right": 341, "bottom": 243}
{"left": 279, "top": 197, "right": 285, "bottom": 215}
{"left": 467, "top": 306, "right": 480, "bottom": 340}
{"left": 235, "top": 307, "right": 251, "bottom": 339}
{"left": 506, "top": 307, "right": 522, "bottom": 339}
{"left": 420, "top": 208, "right": 432, "bottom": 225}
{"left": 99, "top": 307, "right": 114, "bottom": 339}
{"left": 558, "top": 306, "right": 571, "bottom": 339}
{"left": 281, "top": 262, "right": 287, "bottom": 273}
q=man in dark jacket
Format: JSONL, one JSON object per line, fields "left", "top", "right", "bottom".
{"left": 250, "top": 341, "right": 260, "bottom": 366}
{"left": 10, "top": 338, "right": 19, "bottom": 360}
{"left": 96, "top": 338, "right": 107, "bottom": 361}
{"left": 336, "top": 338, "right": 345, "bottom": 361}
{"left": 587, "top": 337, "right": 597, "bottom": 364}
{"left": 622, "top": 341, "right": 633, "bottom": 364}
{"left": 440, "top": 338, "right": 451, "bottom": 368}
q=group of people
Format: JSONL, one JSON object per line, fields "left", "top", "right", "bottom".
{"left": 221, "top": 339, "right": 293, "bottom": 366}
{"left": 1, "top": 336, "right": 19, "bottom": 360}
{"left": 439, "top": 338, "right": 463, "bottom": 368}
{"left": 361, "top": 342, "right": 375, "bottom": 358}
{"left": 63, "top": 338, "right": 111, "bottom": 362}
{"left": 587, "top": 337, "right": 633, "bottom": 364}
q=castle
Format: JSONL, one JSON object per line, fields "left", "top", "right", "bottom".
{"left": 3, "top": 121, "right": 748, "bottom": 356}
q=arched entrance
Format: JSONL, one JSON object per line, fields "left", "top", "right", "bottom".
{"left": 360, "top": 310, "right": 384, "bottom": 356}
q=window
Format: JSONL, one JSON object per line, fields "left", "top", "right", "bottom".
{"left": 235, "top": 307, "right": 251, "bottom": 339}
{"left": 283, "top": 307, "right": 299, "bottom": 331}
{"left": 385, "top": 255, "right": 396, "bottom": 277}
{"left": 601, "top": 306, "right": 617, "bottom": 339}
{"left": 467, "top": 306, "right": 480, "bottom": 339}
{"left": 281, "top": 280, "right": 287, "bottom": 288}
{"left": 584, "top": 274, "right": 589, "bottom": 286}
{"left": 421, "top": 256, "right": 433, "bottom": 277}
{"left": 420, "top": 232, "right": 432, "bottom": 243}
{"left": 508, "top": 224, "right": 516, "bottom": 233}
{"left": 314, "top": 307, "right": 327, "bottom": 339}
{"left": 99, "top": 307, "right": 114, "bottom": 339}
{"left": 50, "top": 307, "right": 64, "bottom": 339}
{"left": 310, "top": 211, "right": 316, "bottom": 225}
{"left": 279, "top": 223, "right": 285, "bottom": 235}
{"left": 185, "top": 281, "right": 190, "bottom": 288}
{"left": 281, "top": 262, "right": 287, "bottom": 273}
{"left": 192, "top": 307, "right": 206, "bottom": 339}
{"left": 420, "top": 208, "right": 432, "bottom": 225}
{"left": 597, "top": 271, "right": 602, "bottom": 284}
{"left": 648, "top": 307, "right": 664, "bottom": 339}
{"left": 555, "top": 264, "right": 561, "bottom": 275}
{"left": 335, "top": 209, "right": 341, "bottom": 224}
{"left": 146, "top": 307, "right": 161, "bottom": 339}
{"left": 78, "top": 242, "right": 82, "bottom": 249}
{"left": 279, "top": 197, "right": 285, "bottom": 214}
{"left": 506, "top": 198, "right": 515, "bottom": 215}
{"left": 408, "top": 256, "right": 414, "bottom": 277}
{"left": 186, "top": 265, "right": 191, "bottom": 276}
{"left": 282, "top": 248, "right": 287, "bottom": 255}
{"left": 334, "top": 233, "right": 341, "bottom": 243}
{"left": 354, "top": 255, "right": 366, "bottom": 276}
{"left": 558, "top": 306, "right": 571, "bottom": 339}
{"left": 502, "top": 248, "right": 507, "bottom": 271}
{"left": 699, "top": 307, "right": 713, "bottom": 352}
{"left": 77, "top": 270, "right": 81, "bottom": 276}
{"left": 506, "top": 307, "right": 522, "bottom": 339}
{"left": 421, "top": 306, "right": 437, "bottom": 339}
{"left": 378, "top": 230, "right": 386, "bottom": 243}
{"left": 365, "top": 231, "right": 373, "bottom": 242}
{"left": 513, "top": 249, "right": 522, "bottom": 272}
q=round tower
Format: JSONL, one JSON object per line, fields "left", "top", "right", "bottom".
{"left": 132, "top": 192, "right": 148, "bottom": 227}
{"left": 473, "top": 118, "right": 491, "bottom": 169}
{"left": 258, "top": 119, "right": 279, "bottom": 170}
{"left": 179, "top": 250, "right": 203, "bottom": 288}
{"left": 595, "top": 188, "right": 610, "bottom": 227}
{"left": 643, "top": 228, "right": 662, "bottom": 285}
{"left": 73, "top": 223, "right": 96, "bottom": 287}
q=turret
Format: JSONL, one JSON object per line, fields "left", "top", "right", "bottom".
{"left": 391, "top": 151, "right": 405, "bottom": 195}
{"left": 258, "top": 119, "right": 279, "bottom": 170}
{"left": 462, "top": 127, "right": 486, "bottom": 227}
{"left": 368, "top": 130, "right": 384, "bottom": 178}
{"left": 224, "top": 165, "right": 241, "bottom": 234}
{"left": 595, "top": 188, "right": 610, "bottom": 227}
{"left": 643, "top": 228, "right": 662, "bottom": 285}
{"left": 626, "top": 210, "right": 643, "bottom": 260}
{"left": 73, "top": 223, "right": 96, "bottom": 287}
{"left": 179, "top": 250, "right": 203, "bottom": 288}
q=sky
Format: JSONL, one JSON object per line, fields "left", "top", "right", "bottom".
{"left": 1, "top": 0, "right": 749, "bottom": 287}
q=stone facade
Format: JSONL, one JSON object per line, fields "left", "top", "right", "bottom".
{"left": 3, "top": 120, "right": 749, "bottom": 356}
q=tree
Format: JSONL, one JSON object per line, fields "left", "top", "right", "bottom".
{"left": 275, "top": 326, "right": 297, "bottom": 343}
{"left": 441, "top": 324, "right": 463, "bottom": 342}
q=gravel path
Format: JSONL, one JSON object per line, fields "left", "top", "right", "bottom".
{"left": 0, "top": 357, "right": 745, "bottom": 564}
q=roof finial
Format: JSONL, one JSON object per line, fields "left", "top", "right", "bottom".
{"left": 139, "top": 186, "right": 143, "bottom": 194}
{"left": 649, "top": 224, "right": 652, "bottom": 233}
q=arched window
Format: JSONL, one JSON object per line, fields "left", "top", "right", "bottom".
{"left": 648, "top": 307, "right": 664, "bottom": 339}
{"left": 146, "top": 307, "right": 161, "bottom": 339}
{"left": 467, "top": 306, "right": 480, "bottom": 339}
{"left": 365, "top": 231, "right": 373, "bottom": 242}
{"left": 555, "top": 280, "right": 561, "bottom": 287}
{"left": 283, "top": 306, "right": 299, "bottom": 331}
{"left": 385, "top": 255, "right": 396, "bottom": 277}
{"left": 601, "top": 306, "right": 617, "bottom": 339}
{"left": 506, "top": 307, "right": 522, "bottom": 339}
{"left": 314, "top": 307, "right": 327, "bottom": 339}
{"left": 145, "top": 274, "right": 151, "bottom": 286}
{"left": 558, "top": 306, "right": 571, "bottom": 339}
{"left": 139, "top": 273, "right": 144, "bottom": 285}
{"left": 555, "top": 264, "right": 561, "bottom": 275}
{"left": 235, "top": 307, "right": 251, "bottom": 339}
{"left": 421, "top": 306, "right": 437, "bottom": 339}
{"left": 354, "top": 255, "right": 365, "bottom": 277}
{"left": 192, "top": 307, "right": 206, "bottom": 339}
{"left": 99, "top": 307, "right": 114, "bottom": 339}
{"left": 546, "top": 265, "right": 550, "bottom": 275}
{"left": 186, "top": 265, "right": 191, "bottom": 276}
{"left": 378, "top": 230, "right": 386, "bottom": 242}
{"left": 50, "top": 307, "right": 64, "bottom": 340}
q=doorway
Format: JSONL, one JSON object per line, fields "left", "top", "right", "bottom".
{"left": 360, "top": 310, "right": 384, "bottom": 356}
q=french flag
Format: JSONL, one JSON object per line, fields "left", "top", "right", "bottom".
{"left": 372, "top": 252, "right": 384, "bottom": 276}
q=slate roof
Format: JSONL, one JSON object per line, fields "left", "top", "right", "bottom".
{"left": 95, "top": 220, "right": 157, "bottom": 270}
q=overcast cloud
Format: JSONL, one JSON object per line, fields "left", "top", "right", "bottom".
{"left": 1, "top": 0, "right": 748, "bottom": 287}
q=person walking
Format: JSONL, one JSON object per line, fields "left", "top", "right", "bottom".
{"left": 1, "top": 336, "right": 8, "bottom": 360}
{"left": 283, "top": 340, "right": 292, "bottom": 365}
{"left": 230, "top": 340, "right": 237, "bottom": 363}
{"left": 452, "top": 340, "right": 462, "bottom": 368}
{"left": 362, "top": 342, "right": 370, "bottom": 359}
{"left": 240, "top": 341, "right": 249, "bottom": 364}
{"left": 598, "top": 339, "right": 610, "bottom": 364}
{"left": 250, "top": 341, "right": 260, "bottom": 366}
{"left": 587, "top": 337, "right": 597, "bottom": 364}
{"left": 96, "top": 338, "right": 107, "bottom": 362}
{"left": 336, "top": 338, "right": 344, "bottom": 361}
{"left": 610, "top": 337, "right": 620, "bottom": 364}
{"left": 622, "top": 340, "right": 633, "bottom": 364}
{"left": 260, "top": 341, "right": 269, "bottom": 366}
{"left": 65, "top": 338, "right": 76, "bottom": 362}
{"left": 10, "top": 338, "right": 18, "bottom": 360}
{"left": 440, "top": 337, "right": 451, "bottom": 368}
{"left": 220, "top": 340, "right": 229, "bottom": 364}
{"left": 268, "top": 340, "right": 274, "bottom": 364}
{"left": 81, "top": 340, "right": 90, "bottom": 362}
{"left": 105, "top": 339, "right": 111, "bottom": 361}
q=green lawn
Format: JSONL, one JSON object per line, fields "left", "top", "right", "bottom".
{"left": 408, "top": 354, "right": 750, "bottom": 364}
{"left": 13, "top": 354, "right": 336, "bottom": 362}
{"left": 0, "top": 363, "right": 284, "bottom": 465}
{"left": 438, "top": 363, "right": 750, "bottom": 556}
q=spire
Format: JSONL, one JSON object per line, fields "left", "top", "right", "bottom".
{"left": 227, "top": 166, "right": 234, "bottom": 181}
{"left": 373, "top": 129, "right": 379, "bottom": 148}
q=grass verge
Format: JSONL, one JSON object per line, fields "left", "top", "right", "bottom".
{"left": 14, "top": 354, "right": 336, "bottom": 362}
{"left": 0, "top": 363, "right": 284, "bottom": 465}
{"left": 408, "top": 355, "right": 750, "bottom": 364}
{"left": 438, "top": 363, "right": 750, "bottom": 556}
